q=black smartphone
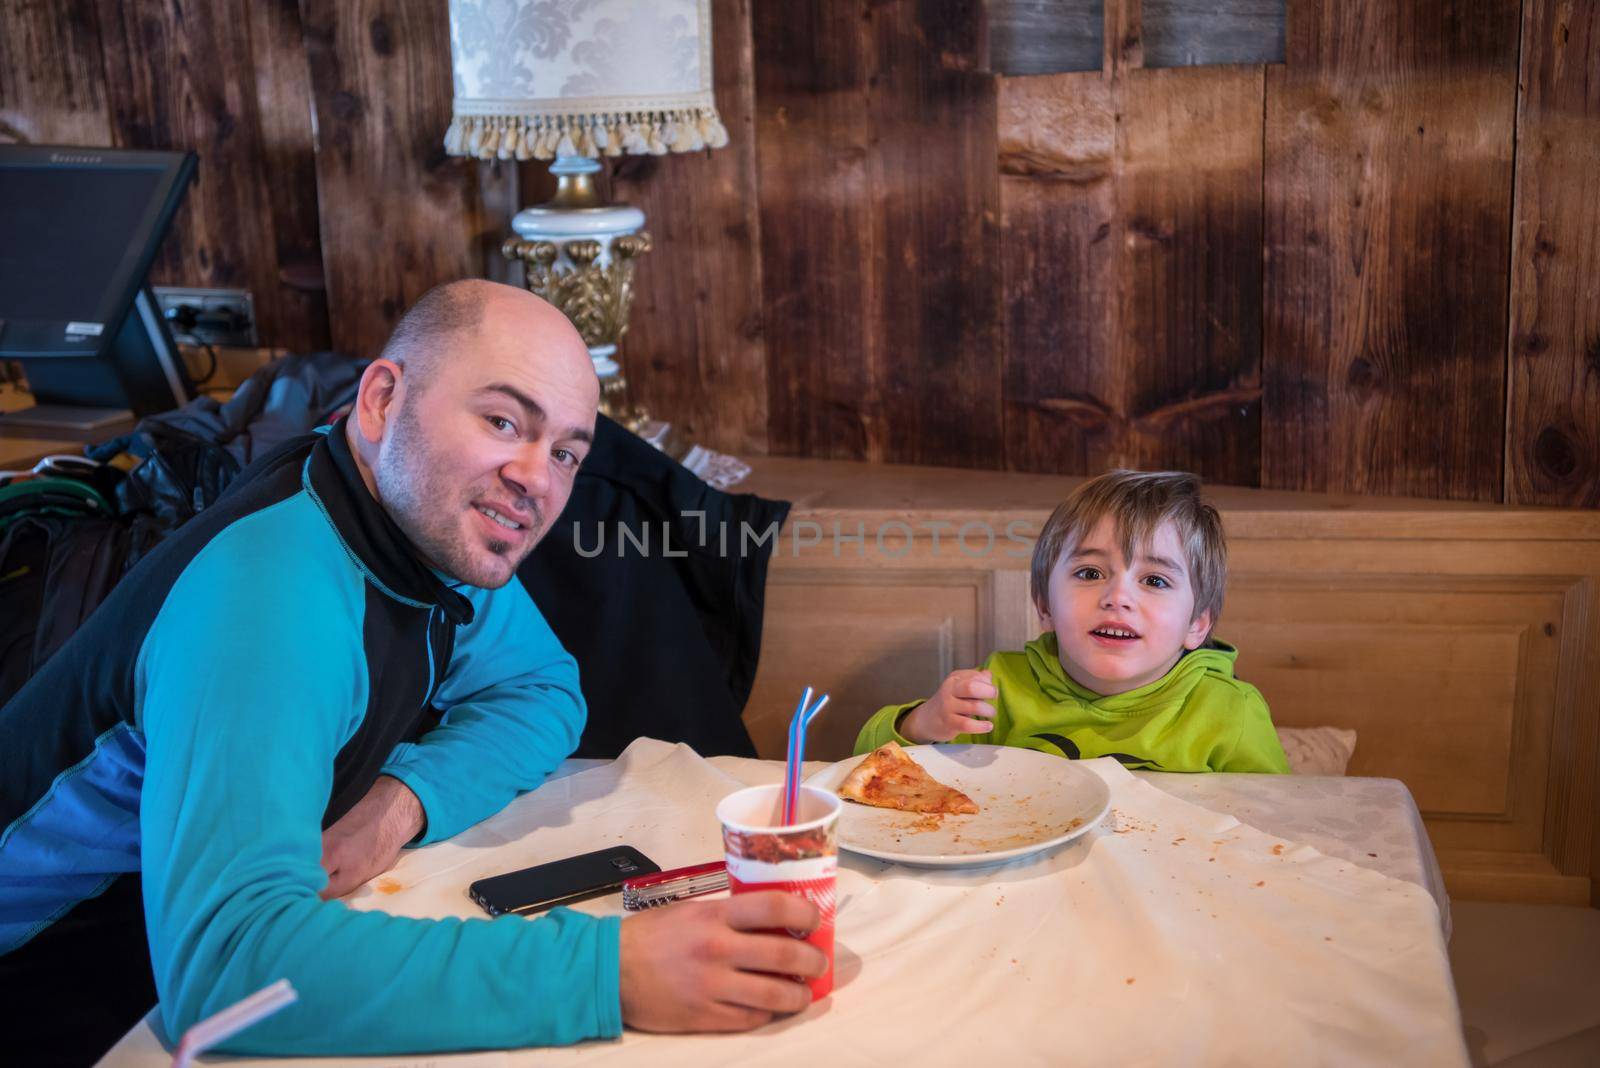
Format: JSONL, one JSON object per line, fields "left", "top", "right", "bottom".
{"left": 468, "top": 846, "right": 661, "bottom": 916}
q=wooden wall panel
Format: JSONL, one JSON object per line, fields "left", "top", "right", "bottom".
{"left": 754, "top": 0, "right": 1003, "bottom": 468}
{"left": 1262, "top": 0, "right": 1521, "bottom": 501}
{"left": 479, "top": 161, "right": 525, "bottom": 290}
{"left": 1505, "top": 1, "right": 1600, "bottom": 507}
{"left": 605, "top": 0, "right": 769, "bottom": 456}
{"left": 752, "top": 1, "right": 877, "bottom": 460}
{"left": 746, "top": 570, "right": 992, "bottom": 760}
{"left": 95, "top": 0, "right": 330, "bottom": 354}
{"left": 991, "top": 0, "right": 1104, "bottom": 76}
{"left": 871, "top": 3, "right": 1003, "bottom": 468}
{"left": 999, "top": 73, "right": 1118, "bottom": 476}
{"left": 0, "top": 0, "right": 112, "bottom": 146}
{"left": 1115, "top": 65, "right": 1263, "bottom": 484}
{"left": 1227, "top": 579, "right": 1565, "bottom": 847}
{"left": 991, "top": 0, "right": 1286, "bottom": 76}
{"left": 245, "top": 0, "right": 331, "bottom": 352}
{"left": 299, "top": 0, "right": 486, "bottom": 359}
{"left": 4, "top": 0, "right": 1597, "bottom": 504}
{"left": 998, "top": 64, "right": 1263, "bottom": 485}
{"left": 1139, "top": 0, "right": 1284, "bottom": 69}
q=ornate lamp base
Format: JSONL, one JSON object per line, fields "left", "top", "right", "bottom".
{"left": 502, "top": 155, "right": 652, "bottom": 431}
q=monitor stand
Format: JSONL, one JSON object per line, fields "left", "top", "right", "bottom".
{"left": 1, "top": 288, "right": 187, "bottom": 436}
{"left": 0, "top": 403, "right": 135, "bottom": 433}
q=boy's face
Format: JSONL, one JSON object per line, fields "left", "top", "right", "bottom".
{"left": 1038, "top": 516, "right": 1213, "bottom": 697}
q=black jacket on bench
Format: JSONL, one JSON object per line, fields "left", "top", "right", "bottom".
{"left": 519, "top": 415, "right": 788, "bottom": 758}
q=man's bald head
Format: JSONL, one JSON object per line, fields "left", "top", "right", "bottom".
{"left": 378, "top": 279, "right": 588, "bottom": 397}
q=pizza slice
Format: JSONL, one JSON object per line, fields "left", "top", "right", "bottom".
{"left": 839, "top": 742, "right": 979, "bottom": 815}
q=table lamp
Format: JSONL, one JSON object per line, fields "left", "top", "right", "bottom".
{"left": 445, "top": 0, "right": 726, "bottom": 433}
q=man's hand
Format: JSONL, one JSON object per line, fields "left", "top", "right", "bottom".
{"left": 900, "top": 668, "right": 998, "bottom": 743}
{"left": 319, "top": 775, "right": 426, "bottom": 899}
{"left": 619, "top": 891, "right": 827, "bottom": 1032}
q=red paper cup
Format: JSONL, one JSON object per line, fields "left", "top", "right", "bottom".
{"left": 715, "top": 783, "right": 841, "bottom": 1001}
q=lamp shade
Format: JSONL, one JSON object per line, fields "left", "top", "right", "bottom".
{"left": 445, "top": 0, "right": 728, "bottom": 161}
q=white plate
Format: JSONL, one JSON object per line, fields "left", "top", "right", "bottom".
{"left": 804, "top": 744, "right": 1112, "bottom": 868}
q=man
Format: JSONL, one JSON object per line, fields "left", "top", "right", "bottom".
{"left": 0, "top": 281, "right": 823, "bottom": 1061}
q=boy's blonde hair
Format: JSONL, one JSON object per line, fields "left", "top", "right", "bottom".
{"left": 1030, "top": 470, "right": 1227, "bottom": 629}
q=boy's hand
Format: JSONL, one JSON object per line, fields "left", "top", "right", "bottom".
{"left": 900, "top": 669, "right": 997, "bottom": 743}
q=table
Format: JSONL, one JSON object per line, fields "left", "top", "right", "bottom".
{"left": 104, "top": 740, "right": 1467, "bottom": 1066}
{"left": 0, "top": 434, "right": 83, "bottom": 475}
{"left": 1140, "top": 770, "right": 1452, "bottom": 937}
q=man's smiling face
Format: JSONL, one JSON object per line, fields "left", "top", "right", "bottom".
{"left": 1038, "top": 515, "right": 1213, "bottom": 696}
{"left": 371, "top": 290, "right": 598, "bottom": 589}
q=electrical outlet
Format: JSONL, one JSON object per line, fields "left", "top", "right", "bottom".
{"left": 153, "top": 286, "right": 258, "bottom": 348}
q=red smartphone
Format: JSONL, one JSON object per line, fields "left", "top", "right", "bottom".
{"left": 468, "top": 846, "right": 660, "bottom": 916}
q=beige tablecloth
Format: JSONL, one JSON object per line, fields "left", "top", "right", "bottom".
{"left": 105, "top": 739, "right": 1466, "bottom": 1066}
{"left": 1139, "top": 770, "right": 1451, "bottom": 935}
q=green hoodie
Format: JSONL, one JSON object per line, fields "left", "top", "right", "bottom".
{"left": 855, "top": 632, "right": 1290, "bottom": 774}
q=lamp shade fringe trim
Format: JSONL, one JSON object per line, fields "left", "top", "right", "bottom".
{"left": 444, "top": 107, "right": 729, "bottom": 161}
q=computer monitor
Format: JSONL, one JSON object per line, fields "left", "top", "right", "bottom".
{"left": 0, "top": 145, "right": 199, "bottom": 431}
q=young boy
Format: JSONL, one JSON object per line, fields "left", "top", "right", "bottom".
{"left": 855, "top": 470, "right": 1290, "bottom": 773}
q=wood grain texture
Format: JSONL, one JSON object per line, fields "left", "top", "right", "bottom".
{"left": 746, "top": 570, "right": 991, "bottom": 760}
{"left": 740, "top": 452, "right": 1600, "bottom": 539}
{"left": 990, "top": 0, "right": 1284, "bottom": 76}
{"left": 1114, "top": 64, "right": 1264, "bottom": 484}
{"left": 300, "top": 0, "right": 484, "bottom": 359}
{"left": 999, "top": 65, "right": 1264, "bottom": 485}
{"left": 3, "top": 0, "right": 1593, "bottom": 508}
{"left": 1503, "top": 6, "right": 1600, "bottom": 886}
{"left": 245, "top": 0, "right": 331, "bottom": 352}
{"left": 870, "top": 1, "right": 1004, "bottom": 467}
{"left": 1229, "top": 581, "right": 1559, "bottom": 831}
{"left": 0, "top": 0, "right": 112, "bottom": 146}
{"left": 95, "top": 0, "right": 320, "bottom": 354}
{"left": 1140, "top": 0, "right": 1284, "bottom": 70}
{"left": 755, "top": 0, "right": 1004, "bottom": 468}
{"left": 1262, "top": 0, "right": 1521, "bottom": 501}
{"left": 999, "top": 73, "right": 1119, "bottom": 476}
{"left": 1106, "top": 0, "right": 1144, "bottom": 74}
{"left": 990, "top": 0, "right": 1105, "bottom": 76}
{"left": 752, "top": 0, "right": 877, "bottom": 460}
{"left": 477, "top": 160, "right": 523, "bottom": 289}
{"left": 1505, "top": 0, "right": 1600, "bottom": 507}
{"left": 605, "top": 0, "right": 769, "bottom": 455}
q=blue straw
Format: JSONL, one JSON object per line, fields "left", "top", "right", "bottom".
{"left": 782, "top": 687, "right": 813, "bottom": 823}
{"left": 784, "top": 689, "right": 830, "bottom": 824}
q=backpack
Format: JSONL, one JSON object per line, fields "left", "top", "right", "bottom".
{"left": 0, "top": 479, "right": 152, "bottom": 705}
{"left": 0, "top": 352, "right": 365, "bottom": 706}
